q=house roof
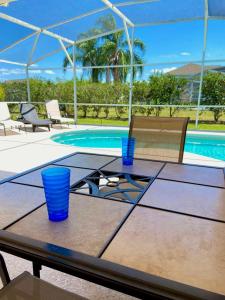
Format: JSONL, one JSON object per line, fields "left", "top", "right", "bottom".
{"left": 167, "top": 63, "right": 221, "bottom": 76}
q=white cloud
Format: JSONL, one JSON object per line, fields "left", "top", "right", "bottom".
{"left": 160, "top": 54, "right": 177, "bottom": 59}
{"left": 29, "top": 70, "right": 42, "bottom": 74}
{"left": 44, "top": 70, "right": 55, "bottom": 75}
{"left": 180, "top": 52, "right": 191, "bottom": 56}
{"left": 0, "top": 68, "right": 25, "bottom": 75}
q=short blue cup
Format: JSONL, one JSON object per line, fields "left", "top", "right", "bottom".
{"left": 122, "top": 137, "right": 136, "bottom": 165}
{"left": 41, "top": 167, "right": 70, "bottom": 222}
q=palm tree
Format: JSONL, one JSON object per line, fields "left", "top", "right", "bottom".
{"left": 63, "top": 29, "right": 104, "bottom": 82}
{"left": 98, "top": 15, "right": 145, "bottom": 82}
{"left": 63, "top": 15, "right": 145, "bottom": 83}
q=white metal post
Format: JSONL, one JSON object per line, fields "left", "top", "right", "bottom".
{"left": 73, "top": 45, "right": 78, "bottom": 124}
{"left": 128, "top": 27, "right": 134, "bottom": 124}
{"left": 195, "top": 0, "right": 208, "bottom": 128}
{"left": 26, "top": 66, "right": 31, "bottom": 102}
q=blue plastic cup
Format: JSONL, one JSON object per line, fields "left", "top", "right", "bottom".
{"left": 41, "top": 167, "right": 70, "bottom": 222}
{"left": 122, "top": 137, "right": 136, "bottom": 165}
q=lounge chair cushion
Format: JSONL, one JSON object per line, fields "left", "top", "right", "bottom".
{"left": 45, "top": 100, "right": 72, "bottom": 124}
{"left": 20, "top": 104, "right": 52, "bottom": 126}
{"left": 52, "top": 117, "right": 72, "bottom": 123}
{"left": 0, "top": 271, "right": 87, "bottom": 299}
{"left": 0, "top": 120, "right": 24, "bottom": 128}
{"left": 0, "top": 103, "right": 11, "bottom": 121}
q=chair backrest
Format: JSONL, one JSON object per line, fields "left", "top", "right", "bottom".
{"left": 20, "top": 103, "right": 39, "bottom": 123}
{"left": 45, "top": 100, "right": 61, "bottom": 119}
{"left": 129, "top": 116, "right": 189, "bottom": 163}
{"left": 0, "top": 102, "right": 10, "bottom": 121}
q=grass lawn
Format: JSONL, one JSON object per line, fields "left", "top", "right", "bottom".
{"left": 77, "top": 117, "right": 225, "bottom": 131}
{"left": 77, "top": 107, "right": 225, "bottom": 131}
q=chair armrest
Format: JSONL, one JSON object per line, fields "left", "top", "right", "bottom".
{"left": 0, "top": 230, "right": 223, "bottom": 300}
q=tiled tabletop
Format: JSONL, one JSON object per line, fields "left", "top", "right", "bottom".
{"left": 0, "top": 183, "right": 45, "bottom": 229}
{"left": 54, "top": 153, "right": 116, "bottom": 169}
{"left": 158, "top": 163, "right": 225, "bottom": 187}
{"left": 11, "top": 164, "right": 94, "bottom": 187}
{"left": 102, "top": 207, "right": 225, "bottom": 296}
{"left": 102, "top": 157, "right": 164, "bottom": 177}
{"left": 1, "top": 152, "right": 225, "bottom": 297}
{"left": 139, "top": 179, "right": 225, "bottom": 221}
{"left": 7, "top": 194, "right": 131, "bottom": 256}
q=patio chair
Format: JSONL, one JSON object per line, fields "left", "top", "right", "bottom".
{"left": 45, "top": 100, "right": 71, "bottom": 127}
{"left": 20, "top": 103, "right": 52, "bottom": 132}
{"left": 0, "top": 102, "right": 24, "bottom": 136}
{"left": 0, "top": 253, "right": 87, "bottom": 299}
{"left": 129, "top": 116, "right": 189, "bottom": 163}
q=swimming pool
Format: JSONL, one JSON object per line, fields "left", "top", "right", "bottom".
{"left": 51, "top": 129, "right": 225, "bottom": 161}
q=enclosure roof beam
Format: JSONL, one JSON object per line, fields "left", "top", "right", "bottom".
{"left": 45, "top": 6, "right": 108, "bottom": 30}
{"left": 44, "top": 0, "right": 157, "bottom": 30}
{"left": 123, "top": 20, "right": 132, "bottom": 55}
{"left": 29, "top": 44, "right": 71, "bottom": 66}
{"left": 0, "top": 32, "right": 37, "bottom": 54}
{"left": 29, "top": 27, "right": 124, "bottom": 66}
{"left": 0, "top": 13, "right": 74, "bottom": 44}
{"left": 101, "top": 0, "right": 134, "bottom": 27}
{"left": 27, "top": 32, "right": 41, "bottom": 65}
{"left": 0, "top": 59, "right": 26, "bottom": 66}
{"left": 115, "top": 0, "right": 159, "bottom": 7}
{"left": 59, "top": 39, "right": 73, "bottom": 68}
{"left": 135, "top": 16, "right": 204, "bottom": 27}
{"left": 75, "top": 27, "right": 124, "bottom": 44}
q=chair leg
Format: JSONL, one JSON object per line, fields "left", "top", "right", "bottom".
{"left": 33, "top": 262, "right": 42, "bottom": 278}
{"left": 3, "top": 125, "right": 6, "bottom": 136}
{"left": 32, "top": 125, "right": 36, "bottom": 132}
{"left": 0, "top": 253, "right": 10, "bottom": 286}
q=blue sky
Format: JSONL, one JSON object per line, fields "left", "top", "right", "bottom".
{"left": 1, "top": 3, "right": 225, "bottom": 82}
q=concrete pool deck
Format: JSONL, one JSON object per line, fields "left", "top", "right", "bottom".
{"left": 0, "top": 125, "right": 224, "bottom": 182}
{"left": 0, "top": 125, "right": 224, "bottom": 299}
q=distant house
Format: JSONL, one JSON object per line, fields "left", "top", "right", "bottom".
{"left": 166, "top": 63, "right": 225, "bottom": 102}
{"left": 166, "top": 63, "right": 224, "bottom": 78}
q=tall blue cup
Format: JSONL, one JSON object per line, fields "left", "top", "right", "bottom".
{"left": 41, "top": 167, "right": 70, "bottom": 222}
{"left": 122, "top": 137, "right": 136, "bottom": 165}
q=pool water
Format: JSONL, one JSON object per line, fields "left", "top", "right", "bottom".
{"left": 51, "top": 129, "right": 225, "bottom": 161}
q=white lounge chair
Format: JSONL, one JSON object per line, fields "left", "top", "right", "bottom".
{"left": 45, "top": 100, "right": 72, "bottom": 127}
{"left": 0, "top": 102, "right": 24, "bottom": 135}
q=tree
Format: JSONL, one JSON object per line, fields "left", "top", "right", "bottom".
{"left": 63, "top": 15, "right": 145, "bottom": 83}
{"left": 99, "top": 15, "right": 145, "bottom": 82}
{"left": 63, "top": 31, "right": 104, "bottom": 82}
{"left": 0, "top": 84, "right": 5, "bottom": 101}
{"left": 147, "top": 73, "right": 187, "bottom": 116}
{"left": 202, "top": 72, "right": 225, "bottom": 122}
